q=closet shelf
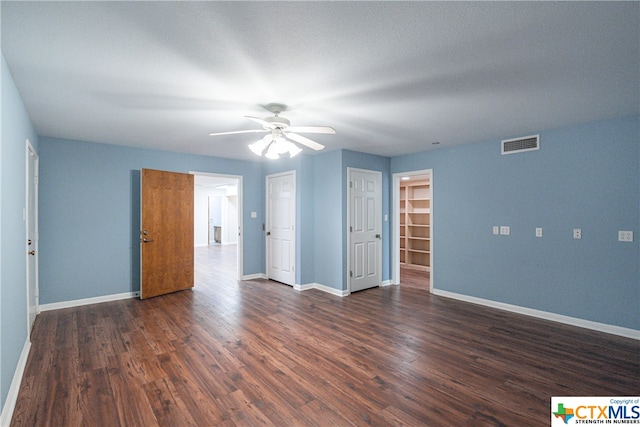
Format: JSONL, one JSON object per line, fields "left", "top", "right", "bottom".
{"left": 399, "top": 179, "right": 431, "bottom": 272}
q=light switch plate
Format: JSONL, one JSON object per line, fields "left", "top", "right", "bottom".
{"left": 500, "top": 226, "right": 510, "bottom": 235}
{"left": 535, "top": 227, "right": 542, "bottom": 237}
{"left": 573, "top": 228, "right": 582, "bottom": 239}
{"left": 493, "top": 226, "right": 499, "bottom": 235}
{"left": 618, "top": 231, "right": 633, "bottom": 242}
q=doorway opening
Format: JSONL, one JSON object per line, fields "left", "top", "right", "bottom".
{"left": 193, "top": 172, "right": 242, "bottom": 281}
{"left": 392, "top": 170, "right": 432, "bottom": 291}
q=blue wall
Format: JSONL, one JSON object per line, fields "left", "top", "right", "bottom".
{"left": 314, "top": 150, "right": 344, "bottom": 288}
{"left": 391, "top": 115, "right": 640, "bottom": 330}
{"left": 1, "top": 55, "right": 39, "bottom": 412}
{"left": 38, "top": 138, "right": 265, "bottom": 304}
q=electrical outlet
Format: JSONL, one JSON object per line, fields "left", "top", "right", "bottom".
{"left": 535, "top": 227, "right": 543, "bottom": 237}
{"left": 493, "top": 226, "right": 499, "bottom": 235}
{"left": 500, "top": 226, "right": 510, "bottom": 236}
{"left": 618, "top": 231, "right": 633, "bottom": 242}
{"left": 573, "top": 228, "right": 581, "bottom": 239}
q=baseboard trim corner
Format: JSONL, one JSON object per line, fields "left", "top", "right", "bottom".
{"left": 242, "top": 273, "right": 267, "bottom": 281}
{"left": 296, "top": 283, "right": 348, "bottom": 297}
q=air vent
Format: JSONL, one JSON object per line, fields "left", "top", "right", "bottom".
{"left": 501, "top": 134, "right": 540, "bottom": 155}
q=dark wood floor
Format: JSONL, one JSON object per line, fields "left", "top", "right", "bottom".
{"left": 12, "top": 245, "right": 639, "bottom": 426}
{"left": 399, "top": 266, "right": 429, "bottom": 290}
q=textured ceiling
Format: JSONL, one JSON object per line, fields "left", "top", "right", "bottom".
{"left": 2, "top": 1, "right": 638, "bottom": 161}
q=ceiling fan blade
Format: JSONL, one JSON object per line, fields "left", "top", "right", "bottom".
{"left": 245, "top": 116, "right": 271, "bottom": 128}
{"left": 285, "top": 132, "right": 325, "bottom": 151}
{"left": 209, "top": 129, "right": 267, "bottom": 137}
{"left": 286, "top": 126, "right": 336, "bottom": 134}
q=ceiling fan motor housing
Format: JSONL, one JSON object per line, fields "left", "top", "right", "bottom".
{"left": 264, "top": 115, "right": 290, "bottom": 129}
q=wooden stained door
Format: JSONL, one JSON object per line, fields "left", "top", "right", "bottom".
{"left": 266, "top": 171, "right": 296, "bottom": 286}
{"left": 141, "top": 168, "right": 194, "bottom": 299}
{"left": 349, "top": 168, "right": 382, "bottom": 292}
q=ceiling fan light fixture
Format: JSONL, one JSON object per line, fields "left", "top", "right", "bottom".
{"left": 250, "top": 134, "right": 303, "bottom": 160}
{"left": 264, "top": 143, "right": 280, "bottom": 159}
{"left": 288, "top": 143, "right": 302, "bottom": 158}
{"left": 248, "top": 137, "right": 269, "bottom": 156}
{"left": 273, "top": 137, "right": 291, "bottom": 155}
{"left": 214, "top": 103, "right": 330, "bottom": 159}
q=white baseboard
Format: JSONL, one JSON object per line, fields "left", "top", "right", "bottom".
{"left": 0, "top": 338, "right": 31, "bottom": 427}
{"left": 432, "top": 289, "right": 640, "bottom": 340}
{"left": 39, "top": 291, "right": 140, "bottom": 312}
{"left": 295, "top": 283, "right": 349, "bottom": 297}
{"left": 295, "top": 281, "right": 392, "bottom": 296}
{"left": 242, "top": 273, "right": 267, "bottom": 281}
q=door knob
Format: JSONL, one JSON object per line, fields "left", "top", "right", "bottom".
{"left": 266, "top": 231, "right": 271, "bottom": 236}
{"left": 28, "top": 250, "right": 35, "bottom": 256}
{"left": 375, "top": 234, "right": 381, "bottom": 239}
{"left": 142, "top": 238, "right": 154, "bottom": 243}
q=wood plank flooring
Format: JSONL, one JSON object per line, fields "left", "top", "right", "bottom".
{"left": 399, "top": 266, "right": 429, "bottom": 290}
{"left": 11, "top": 244, "right": 640, "bottom": 426}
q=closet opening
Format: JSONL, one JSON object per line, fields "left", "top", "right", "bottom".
{"left": 393, "top": 170, "right": 432, "bottom": 291}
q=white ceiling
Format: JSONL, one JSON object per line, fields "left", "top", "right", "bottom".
{"left": 2, "top": 2, "right": 638, "bottom": 162}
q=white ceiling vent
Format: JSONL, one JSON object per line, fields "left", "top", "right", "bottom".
{"left": 501, "top": 134, "right": 540, "bottom": 155}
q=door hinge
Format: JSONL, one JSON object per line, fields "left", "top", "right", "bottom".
{"left": 350, "top": 226, "right": 353, "bottom": 232}
{"left": 350, "top": 270, "right": 353, "bottom": 278}
{"left": 350, "top": 181, "right": 353, "bottom": 188}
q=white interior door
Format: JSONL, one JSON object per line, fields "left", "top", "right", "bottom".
{"left": 349, "top": 168, "right": 382, "bottom": 292}
{"left": 26, "top": 141, "right": 39, "bottom": 333}
{"left": 266, "top": 171, "right": 296, "bottom": 286}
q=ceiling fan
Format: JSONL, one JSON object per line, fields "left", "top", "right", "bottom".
{"left": 209, "top": 103, "right": 335, "bottom": 159}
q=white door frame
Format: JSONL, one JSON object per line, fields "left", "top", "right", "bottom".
{"left": 25, "top": 140, "right": 39, "bottom": 335}
{"left": 347, "top": 167, "right": 382, "bottom": 293}
{"left": 392, "top": 169, "right": 433, "bottom": 290}
{"left": 265, "top": 170, "right": 296, "bottom": 286}
{"left": 191, "top": 171, "right": 243, "bottom": 281}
